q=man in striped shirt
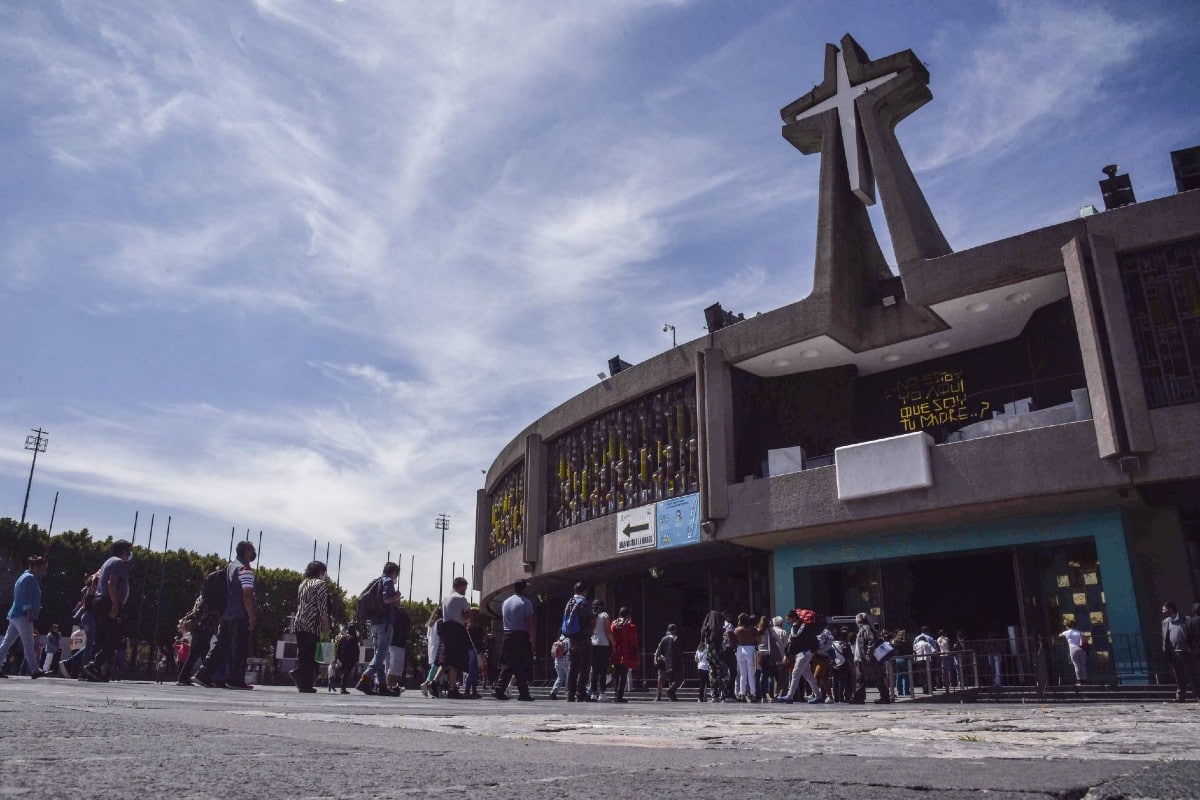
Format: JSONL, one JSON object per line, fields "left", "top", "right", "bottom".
{"left": 195, "top": 541, "right": 257, "bottom": 690}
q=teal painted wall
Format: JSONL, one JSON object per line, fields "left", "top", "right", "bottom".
{"left": 770, "top": 508, "right": 1140, "bottom": 636}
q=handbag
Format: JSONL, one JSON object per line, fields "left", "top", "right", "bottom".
{"left": 316, "top": 636, "right": 335, "bottom": 665}
{"left": 872, "top": 640, "right": 895, "bottom": 662}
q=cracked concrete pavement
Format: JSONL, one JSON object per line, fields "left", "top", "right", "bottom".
{"left": 2, "top": 677, "right": 1198, "bottom": 798}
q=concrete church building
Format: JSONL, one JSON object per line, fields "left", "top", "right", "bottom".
{"left": 475, "top": 35, "right": 1200, "bottom": 683}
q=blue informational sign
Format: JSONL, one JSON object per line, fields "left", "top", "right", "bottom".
{"left": 656, "top": 493, "right": 701, "bottom": 550}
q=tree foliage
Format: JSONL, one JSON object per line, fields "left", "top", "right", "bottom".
{"left": 0, "top": 518, "right": 348, "bottom": 670}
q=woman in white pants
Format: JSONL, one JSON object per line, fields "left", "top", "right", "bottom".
{"left": 733, "top": 613, "right": 759, "bottom": 700}
{"left": 1, "top": 556, "right": 49, "bottom": 678}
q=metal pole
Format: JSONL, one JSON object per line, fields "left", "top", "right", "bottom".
{"left": 19, "top": 428, "right": 48, "bottom": 526}
{"left": 152, "top": 516, "right": 171, "bottom": 678}
{"left": 313, "top": 539, "right": 317, "bottom": 561}
{"left": 336, "top": 544, "right": 342, "bottom": 587}
{"left": 257, "top": 530, "right": 263, "bottom": 569}
{"left": 48, "top": 491, "right": 59, "bottom": 536}
{"left": 435, "top": 514, "right": 450, "bottom": 601}
{"left": 229, "top": 526, "right": 235, "bottom": 560}
{"left": 132, "top": 510, "right": 139, "bottom": 547}
{"left": 325, "top": 542, "right": 330, "bottom": 565}
{"left": 134, "top": 514, "right": 155, "bottom": 676}
{"left": 408, "top": 555, "right": 415, "bottom": 601}
{"left": 387, "top": 550, "right": 391, "bottom": 564}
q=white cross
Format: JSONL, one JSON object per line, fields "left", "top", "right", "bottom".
{"left": 792, "top": 48, "right": 899, "bottom": 206}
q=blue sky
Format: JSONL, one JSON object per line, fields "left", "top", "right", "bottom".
{"left": 1, "top": 0, "right": 1197, "bottom": 602}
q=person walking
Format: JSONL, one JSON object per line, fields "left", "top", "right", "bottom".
{"left": 1162, "top": 602, "right": 1195, "bottom": 702}
{"left": 357, "top": 562, "right": 401, "bottom": 695}
{"left": 694, "top": 641, "right": 710, "bottom": 702}
{"left": 494, "top": 580, "right": 535, "bottom": 702}
{"left": 608, "top": 606, "right": 639, "bottom": 703}
{"left": 438, "top": 577, "right": 472, "bottom": 699}
{"left": 548, "top": 634, "right": 570, "bottom": 700}
{"left": 290, "top": 561, "right": 331, "bottom": 693}
{"left": 175, "top": 594, "right": 219, "bottom": 686}
{"left": 589, "top": 599, "right": 612, "bottom": 701}
{"left": 335, "top": 625, "right": 360, "bottom": 694}
{"left": 854, "top": 613, "right": 891, "bottom": 704}
{"left": 562, "top": 583, "right": 594, "bottom": 702}
{"left": 193, "top": 540, "right": 257, "bottom": 690}
{"left": 781, "top": 609, "right": 821, "bottom": 704}
{"left": 732, "top": 613, "right": 758, "bottom": 702}
{"left": 1059, "top": 620, "right": 1088, "bottom": 686}
{"left": 653, "top": 623, "right": 683, "bottom": 701}
{"left": 387, "top": 599, "right": 412, "bottom": 697}
{"left": 0, "top": 556, "right": 49, "bottom": 679}
{"left": 83, "top": 540, "right": 134, "bottom": 683}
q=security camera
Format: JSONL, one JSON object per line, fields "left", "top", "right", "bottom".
{"left": 662, "top": 324, "right": 670, "bottom": 332}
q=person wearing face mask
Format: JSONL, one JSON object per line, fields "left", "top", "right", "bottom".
{"left": 1161, "top": 601, "right": 1196, "bottom": 702}
{"left": 194, "top": 540, "right": 258, "bottom": 690}
{"left": 0, "top": 556, "right": 50, "bottom": 679}
{"left": 82, "top": 540, "right": 134, "bottom": 683}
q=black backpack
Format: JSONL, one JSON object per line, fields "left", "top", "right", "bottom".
{"left": 200, "top": 566, "right": 229, "bottom": 615}
{"left": 356, "top": 577, "right": 384, "bottom": 621}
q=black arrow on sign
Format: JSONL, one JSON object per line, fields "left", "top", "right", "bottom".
{"left": 622, "top": 522, "right": 650, "bottom": 537}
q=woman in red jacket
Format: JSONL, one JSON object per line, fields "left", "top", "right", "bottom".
{"left": 608, "top": 606, "right": 639, "bottom": 703}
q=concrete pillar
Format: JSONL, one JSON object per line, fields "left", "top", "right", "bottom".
{"left": 1086, "top": 234, "right": 1155, "bottom": 453}
{"left": 697, "top": 348, "right": 734, "bottom": 522}
{"left": 522, "top": 433, "right": 547, "bottom": 568}
{"left": 1062, "top": 236, "right": 1122, "bottom": 459}
{"left": 472, "top": 488, "right": 489, "bottom": 593}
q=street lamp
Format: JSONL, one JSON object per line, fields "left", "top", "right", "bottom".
{"left": 20, "top": 428, "right": 48, "bottom": 526}
{"left": 662, "top": 323, "right": 676, "bottom": 347}
{"left": 435, "top": 513, "right": 450, "bottom": 601}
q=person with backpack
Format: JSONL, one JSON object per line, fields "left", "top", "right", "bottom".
{"left": 175, "top": 591, "right": 219, "bottom": 686}
{"left": 653, "top": 623, "right": 683, "bottom": 701}
{"left": 355, "top": 561, "right": 401, "bottom": 695}
{"left": 912, "top": 625, "right": 938, "bottom": 694}
{"left": 548, "top": 634, "right": 570, "bottom": 700}
{"left": 562, "top": 582, "right": 594, "bottom": 702}
{"left": 82, "top": 540, "right": 134, "bottom": 683}
{"left": 831, "top": 627, "right": 854, "bottom": 703}
{"left": 193, "top": 540, "right": 257, "bottom": 690}
{"left": 608, "top": 606, "right": 639, "bottom": 703}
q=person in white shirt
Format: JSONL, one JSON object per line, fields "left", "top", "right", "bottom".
{"left": 589, "top": 599, "right": 612, "bottom": 701}
{"left": 1059, "top": 620, "right": 1087, "bottom": 684}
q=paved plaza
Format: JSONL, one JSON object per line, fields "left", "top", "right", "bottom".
{"left": 2, "top": 677, "right": 1199, "bottom": 799}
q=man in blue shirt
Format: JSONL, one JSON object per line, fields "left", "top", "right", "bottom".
{"left": 493, "top": 580, "right": 535, "bottom": 701}
{"left": 1, "top": 556, "right": 49, "bottom": 678}
{"left": 357, "top": 562, "right": 400, "bottom": 695}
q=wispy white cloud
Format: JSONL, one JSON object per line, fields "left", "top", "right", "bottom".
{"left": 915, "top": 1, "right": 1161, "bottom": 172}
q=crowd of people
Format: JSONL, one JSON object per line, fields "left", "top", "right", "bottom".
{"left": 8, "top": 547, "right": 1200, "bottom": 705}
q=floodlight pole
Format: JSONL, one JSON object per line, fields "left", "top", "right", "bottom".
{"left": 19, "top": 428, "right": 48, "bottom": 526}
{"left": 435, "top": 514, "right": 450, "bottom": 602}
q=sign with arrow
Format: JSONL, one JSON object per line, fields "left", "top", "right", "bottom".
{"left": 616, "top": 505, "right": 656, "bottom": 553}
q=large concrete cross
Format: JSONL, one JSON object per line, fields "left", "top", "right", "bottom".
{"left": 782, "top": 34, "right": 951, "bottom": 268}
{"left": 788, "top": 53, "right": 898, "bottom": 205}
